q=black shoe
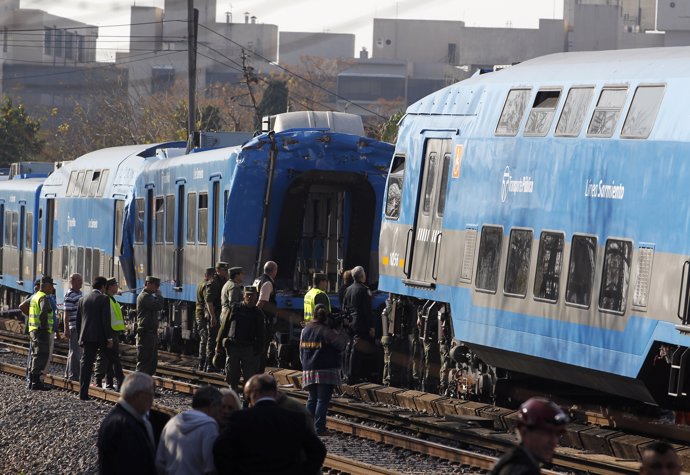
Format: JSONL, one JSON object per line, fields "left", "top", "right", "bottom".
{"left": 316, "top": 428, "right": 332, "bottom": 437}
{"left": 79, "top": 395, "right": 92, "bottom": 401}
{"left": 30, "top": 381, "right": 52, "bottom": 391}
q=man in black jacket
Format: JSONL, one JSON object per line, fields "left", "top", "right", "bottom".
{"left": 77, "top": 276, "right": 113, "bottom": 401}
{"left": 97, "top": 372, "right": 157, "bottom": 475}
{"left": 342, "top": 265, "right": 375, "bottom": 384}
{"left": 213, "top": 373, "right": 326, "bottom": 475}
{"left": 490, "top": 398, "right": 568, "bottom": 475}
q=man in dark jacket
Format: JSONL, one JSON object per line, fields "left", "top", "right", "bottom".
{"left": 342, "top": 265, "right": 375, "bottom": 384}
{"left": 97, "top": 372, "right": 157, "bottom": 475}
{"left": 77, "top": 276, "right": 113, "bottom": 400}
{"left": 490, "top": 398, "right": 568, "bottom": 475}
{"left": 213, "top": 373, "right": 326, "bottom": 475}
{"left": 136, "top": 276, "right": 163, "bottom": 375}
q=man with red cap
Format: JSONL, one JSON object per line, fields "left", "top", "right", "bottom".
{"left": 490, "top": 397, "right": 569, "bottom": 475}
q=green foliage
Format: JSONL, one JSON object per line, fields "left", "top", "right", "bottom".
{"left": 0, "top": 96, "right": 44, "bottom": 164}
{"left": 257, "top": 79, "right": 288, "bottom": 128}
{"left": 377, "top": 110, "right": 405, "bottom": 144}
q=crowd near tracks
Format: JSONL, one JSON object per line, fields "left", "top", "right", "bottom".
{"left": 0, "top": 322, "right": 668, "bottom": 474}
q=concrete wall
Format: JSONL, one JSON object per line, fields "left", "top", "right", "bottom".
{"left": 279, "top": 32, "right": 354, "bottom": 65}
{"left": 564, "top": 0, "right": 656, "bottom": 32}
{"left": 658, "top": 0, "right": 690, "bottom": 31}
{"left": 570, "top": 4, "right": 621, "bottom": 51}
{"left": 130, "top": 6, "right": 163, "bottom": 53}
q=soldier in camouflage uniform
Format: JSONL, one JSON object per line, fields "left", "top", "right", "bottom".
{"left": 135, "top": 276, "right": 163, "bottom": 375}
{"left": 204, "top": 262, "right": 229, "bottom": 371}
{"left": 195, "top": 267, "right": 215, "bottom": 370}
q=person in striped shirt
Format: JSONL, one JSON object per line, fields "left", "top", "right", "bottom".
{"left": 63, "top": 273, "right": 83, "bottom": 381}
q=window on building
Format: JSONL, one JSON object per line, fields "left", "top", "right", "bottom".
{"left": 475, "top": 225, "right": 503, "bottom": 293}
{"left": 44, "top": 27, "right": 53, "bottom": 55}
{"left": 587, "top": 87, "right": 627, "bottom": 137}
{"left": 504, "top": 229, "right": 533, "bottom": 297}
{"left": 621, "top": 85, "right": 665, "bottom": 139}
{"left": 134, "top": 198, "right": 145, "bottom": 244}
{"left": 566, "top": 235, "right": 597, "bottom": 307}
{"left": 77, "top": 35, "right": 86, "bottom": 62}
{"left": 447, "top": 43, "right": 457, "bottom": 65}
{"left": 65, "top": 32, "right": 74, "bottom": 60}
{"left": 496, "top": 89, "right": 531, "bottom": 136}
{"left": 165, "top": 194, "right": 175, "bottom": 243}
{"left": 187, "top": 192, "right": 197, "bottom": 243}
{"left": 25, "top": 212, "right": 33, "bottom": 250}
{"left": 555, "top": 87, "right": 594, "bottom": 137}
{"left": 524, "top": 89, "right": 561, "bottom": 136}
{"left": 385, "top": 155, "right": 405, "bottom": 220}
{"left": 54, "top": 29, "right": 64, "bottom": 58}
{"left": 198, "top": 193, "right": 208, "bottom": 244}
{"left": 155, "top": 197, "right": 164, "bottom": 243}
{"left": 437, "top": 153, "right": 451, "bottom": 216}
{"left": 11, "top": 211, "right": 18, "bottom": 247}
{"left": 97, "top": 170, "right": 109, "bottom": 197}
{"left": 599, "top": 239, "right": 632, "bottom": 313}
{"left": 533, "top": 232, "right": 564, "bottom": 302}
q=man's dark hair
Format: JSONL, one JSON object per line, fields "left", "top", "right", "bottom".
{"left": 644, "top": 441, "right": 675, "bottom": 456}
{"left": 246, "top": 374, "right": 277, "bottom": 399}
{"left": 314, "top": 304, "right": 329, "bottom": 323}
{"left": 192, "top": 385, "right": 223, "bottom": 409}
{"left": 92, "top": 276, "right": 108, "bottom": 290}
{"left": 313, "top": 274, "right": 327, "bottom": 287}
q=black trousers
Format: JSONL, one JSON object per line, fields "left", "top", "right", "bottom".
{"left": 80, "top": 342, "right": 111, "bottom": 399}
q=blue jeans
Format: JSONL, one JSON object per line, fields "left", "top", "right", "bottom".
{"left": 306, "top": 383, "right": 334, "bottom": 432}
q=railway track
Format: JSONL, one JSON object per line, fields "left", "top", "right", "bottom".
{"left": 0, "top": 331, "right": 643, "bottom": 474}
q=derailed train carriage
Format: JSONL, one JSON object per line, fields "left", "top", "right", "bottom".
{"left": 379, "top": 46, "right": 690, "bottom": 409}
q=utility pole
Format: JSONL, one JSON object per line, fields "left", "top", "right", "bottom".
{"left": 186, "top": 1, "right": 199, "bottom": 153}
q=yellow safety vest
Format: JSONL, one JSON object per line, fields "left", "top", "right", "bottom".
{"left": 303, "top": 287, "right": 330, "bottom": 322}
{"left": 28, "top": 291, "right": 53, "bottom": 332}
{"left": 110, "top": 298, "right": 126, "bottom": 332}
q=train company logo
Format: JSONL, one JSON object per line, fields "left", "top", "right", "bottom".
{"left": 584, "top": 179, "right": 625, "bottom": 200}
{"left": 501, "top": 166, "right": 534, "bottom": 203}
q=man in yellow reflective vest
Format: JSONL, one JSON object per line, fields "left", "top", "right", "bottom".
{"left": 94, "top": 277, "right": 126, "bottom": 390}
{"left": 28, "top": 276, "right": 55, "bottom": 390}
{"left": 303, "top": 273, "right": 331, "bottom": 323}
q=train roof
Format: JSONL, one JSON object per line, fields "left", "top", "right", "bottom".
{"left": 0, "top": 177, "right": 45, "bottom": 193}
{"left": 409, "top": 46, "right": 690, "bottom": 116}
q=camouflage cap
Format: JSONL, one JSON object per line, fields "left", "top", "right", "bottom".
{"left": 145, "top": 276, "right": 161, "bottom": 285}
{"left": 229, "top": 266, "right": 244, "bottom": 278}
{"left": 106, "top": 277, "right": 118, "bottom": 287}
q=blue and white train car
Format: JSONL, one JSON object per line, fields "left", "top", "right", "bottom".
{"left": 378, "top": 46, "right": 690, "bottom": 408}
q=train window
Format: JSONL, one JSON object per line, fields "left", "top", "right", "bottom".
{"left": 587, "top": 87, "right": 627, "bottom": 137}
{"left": 598, "top": 239, "right": 632, "bottom": 314}
{"left": 198, "top": 193, "right": 208, "bottom": 244}
{"left": 25, "top": 212, "right": 33, "bottom": 250}
{"left": 61, "top": 247, "right": 69, "bottom": 280}
{"left": 165, "top": 194, "right": 175, "bottom": 243}
{"left": 422, "top": 153, "right": 437, "bottom": 215}
{"left": 633, "top": 244, "right": 654, "bottom": 309}
{"left": 74, "top": 171, "right": 86, "bottom": 197}
{"left": 533, "top": 232, "right": 564, "bottom": 302}
{"left": 504, "top": 229, "right": 533, "bottom": 297}
{"left": 5, "top": 210, "right": 10, "bottom": 246}
{"left": 77, "top": 247, "right": 85, "bottom": 277}
{"left": 224, "top": 190, "right": 229, "bottom": 217}
{"left": 524, "top": 90, "right": 561, "bottom": 137}
{"left": 437, "top": 153, "right": 451, "bottom": 216}
{"left": 621, "top": 85, "right": 665, "bottom": 139}
{"left": 88, "top": 170, "right": 101, "bottom": 197}
{"left": 134, "top": 198, "right": 145, "bottom": 244}
{"left": 37, "top": 208, "right": 42, "bottom": 245}
{"left": 114, "top": 200, "right": 124, "bottom": 257}
{"left": 69, "top": 246, "right": 77, "bottom": 278}
{"left": 155, "top": 197, "right": 164, "bottom": 244}
{"left": 495, "top": 88, "right": 531, "bottom": 136}
{"left": 81, "top": 170, "right": 93, "bottom": 197}
{"left": 385, "top": 155, "right": 405, "bottom": 219}
{"left": 96, "top": 170, "right": 109, "bottom": 197}
{"left": 555, "top": 87, "right": 594, "bottom": 137}
{"left": 84, "top": 248, "right": 92, "bottom": 285}
{"left": 92, "top": 249, "right": 100, "bottom": 283}
{"left": 66, "top": 171, "right": 78, "bottom": 196}
{"left": 187, "top": 192, "right": 197, "bottom": 243}
{"left": 11, "top": 211, "right": 18, "bottom": 247}
{"left": 475, "top": 226, "right": 503, "bottom": 293}
{"left": 565, "top": 235, "right": 597, "bottom": 307}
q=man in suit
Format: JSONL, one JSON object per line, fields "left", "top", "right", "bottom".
{"left": 77, "top": 275, "right": 113, "bottom": 401}
{"left": 97, "top": 372, "right": 157, "bottom": 475}
{"left": 213, "top": 373, "right": 326, "bottom": 475}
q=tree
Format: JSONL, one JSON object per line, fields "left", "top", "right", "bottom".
{"left": 0, "top": 96, "right": 44, "bottom": 165}
{"left": 256, "top": 79, "right": 288, "bottom": 128}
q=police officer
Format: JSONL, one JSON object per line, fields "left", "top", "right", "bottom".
{"left": 220, "top": 266, "right": 245, "bottom": 325}
{"left": 196, "top": 267, "right": 215, "bottom": 370}
{"left": 303, "top": 273, "right": 331, "bottom": 322}
{"left": 254, "top": 260, "right": 278, "bottom": 372}
{"left": 343, "top": 266, "right": 375, "bottom": 384}
{"left": 136, "top": 276, "right": 163, "bottom": 375}
{"left": 205, "top": 262, "right": 229, "bottom": 372}
{"left": 27, "top": 276, "right": 55, "bottom": 390}
{"left": 215, "top": 286, "right": 265, "bottom": 394}
{"left": 94, "top": 278, "right": 126, "bottom": 390}
{"left": 490, "top": 398, "right": 568, "bottom": 475}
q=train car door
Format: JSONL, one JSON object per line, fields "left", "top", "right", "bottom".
{"left": 43, "top": 199, "right": 55, "bottom": 278}
{"left": 146, "top": 188, "right": 154, "bottom": 276}
{"left": 18, "top": 203, "right": 25, "bottom": 284}
{"left": 113, "top": 199, "right": 124, "bottom": 283}
{"left": 211, "top": 180, "right": 220, "bottom": 266}
{"left": 406, "top": 139, "right": 452, "bottom": 287}
{"left": 173, "top": 183, "right": 185, "bottom": 288}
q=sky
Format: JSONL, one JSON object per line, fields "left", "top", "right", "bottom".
{"left": 21, "top": 0, "right": 565, "bottom": 61}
